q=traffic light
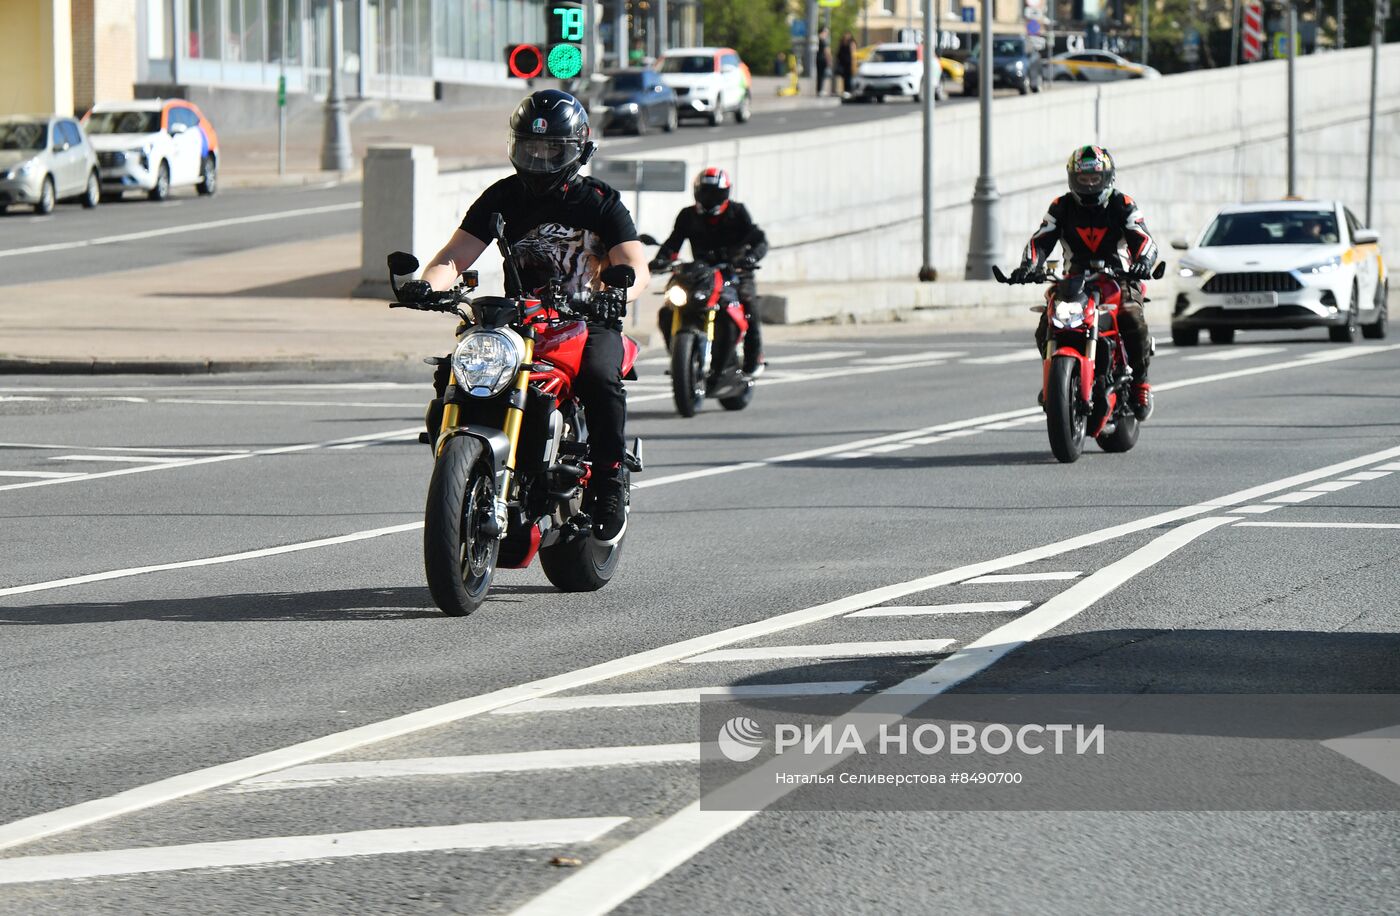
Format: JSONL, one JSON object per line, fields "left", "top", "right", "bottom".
{"left": 505, "top": 3, "right": 589, "bottom": 80}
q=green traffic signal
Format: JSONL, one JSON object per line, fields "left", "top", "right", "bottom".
{"left": 548, "top": 43, "right": 583, "bottom": 79}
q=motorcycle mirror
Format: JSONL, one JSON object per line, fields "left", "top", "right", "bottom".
{"left": 492, "top": 212, "right": 507, "bottom": 241}
{"left": 387, "top": 251, "right": 419, "bottom": 275}
{"left": 1152, "top": 261, "right": 1166, "bottom": 280}
{"left": 601, "top": 264, "right": 636, "bottom": 289}
{"left": 464, "top": 270, "right": 479, "bottom": 290}
{"left": 991, "top": 265, "right": 1008, "bottom": 283}
{"left": 638, "top": 233, "right": 659, "bottom": 246}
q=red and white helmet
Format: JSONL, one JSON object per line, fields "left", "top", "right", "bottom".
{"left": 693, "top": 167, "right": 731, "bottom": 217}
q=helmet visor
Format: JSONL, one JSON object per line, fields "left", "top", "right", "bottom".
{"left": 509, "top": 134, "right": 582, "bottom": 175}
{"left": 694, "top": 184, "right": 728, "bottom": 211}
{"left": 1069, "top": 168, "right": 1110, "bottom": 197}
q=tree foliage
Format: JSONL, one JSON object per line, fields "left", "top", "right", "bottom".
{"left": 701, "top": 0, "right": 792, "bottom": 70}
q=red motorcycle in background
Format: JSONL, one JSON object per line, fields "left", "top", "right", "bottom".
{"left": 995, "top": 259, "right": 1164, "bottom": 463}
{"left": 388, "top": 214, "right": 643, "bottom": 616}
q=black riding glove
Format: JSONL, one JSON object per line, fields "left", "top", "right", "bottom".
{"left": 398, "top": 279, "right": 433, "bottom": 304}
{"left": 735, "top": 255, "right": 758, "bottom": 271}
{"left": 1128, "top": 258, "right": 1154, "bottom": 280}
{"left": 648, "top": 256, "right": 671, "bottom": 273}
{"left": 1009, "top": 264, "right": 1034, "bottom": 283}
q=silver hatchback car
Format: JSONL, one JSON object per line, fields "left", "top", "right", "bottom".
{"left": 0, "top": 115, "right": 101, "bottom": 214}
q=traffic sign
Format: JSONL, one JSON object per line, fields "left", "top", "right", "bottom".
{"left": 276, "top": 75, "right": 286, "bottom": 107}
{"left": 590, "top": 159, "right": 687, "bottom": 192}
{"left": 961, "top": 6, "right": 976, "bottom": 22}
{"left": 1242, "top": 0, "right": 1264, "bottom": 62}
{"left": 818, "top": 0, "right": 842, "bottom": 6}
{"left": 791, "top": 19, "right": 808, "bottom": 38}
{"left": 1026, "top": 19, "right": 1041, "bottom": 35}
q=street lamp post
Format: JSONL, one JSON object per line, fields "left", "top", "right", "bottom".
{"left": 1366, "top": 0, "right": 1387, "bottom": 224}
{"left": 1286, "top": 3, "right": 1297, "bottom": 196}
{"left": 921, "top": 0, "right": 938, "bottom": 281}
{"left": 965, "top": 0, "right": 1000, "bottom": 279}
{"left": 320, "top": 0, "right": 353, "bottom": 173}
{"left": 658, "top": 0, "right": 668, "bottom": 55}
{"left": 1142, "top": 0, "right": 1150, "bottom": 66}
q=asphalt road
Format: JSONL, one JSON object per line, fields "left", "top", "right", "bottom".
{"left": 0, "top": 92, "right": 1000, "bottom": 287}
{"left": 1, "top": 326, "right": 1398, "bottom": 914}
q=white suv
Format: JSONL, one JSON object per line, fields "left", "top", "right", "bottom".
{"left": 657, "top": 47, "right": 752, "bottom": 126}
{"left": 848, "top": 43, "right": 945, "bottom": 103}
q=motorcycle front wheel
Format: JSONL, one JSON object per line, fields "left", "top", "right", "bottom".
{"left": 424, "top": 436, "right": 499, "bottom": 616}
{"left": 671, "top": 329, "right": 706, "bottom": 418}
{"left": 1046, "top": 355, "right": 1088, "bottom": 464}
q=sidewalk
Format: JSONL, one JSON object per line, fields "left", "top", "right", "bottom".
{"left": 219, "top": 76, "right": 839, "bottom": 190}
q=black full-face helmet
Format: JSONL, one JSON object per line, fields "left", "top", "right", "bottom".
{"left": 508, "top": 90, "right": 595, "bottom": 197}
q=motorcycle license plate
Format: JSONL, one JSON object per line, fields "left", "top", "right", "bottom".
{"left": 1219, "top": 292, "right": 1278, "bottom": 308}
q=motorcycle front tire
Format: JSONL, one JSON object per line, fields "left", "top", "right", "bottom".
{"left": 1046, "top": 355, "right": 1088, "bottom": 464}
{"left": 671, "top": 329, "right": 706, "bottom": 418}
{"left": 424, "top": 436, "right": 499, "bottom": 616}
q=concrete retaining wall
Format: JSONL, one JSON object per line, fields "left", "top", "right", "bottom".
{"left": 361, "top": 45, "right": 1400, "bottom": 321}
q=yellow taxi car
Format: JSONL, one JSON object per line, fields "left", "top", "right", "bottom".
{"left": 1048, "top": 49, "right": 1160, "bottom": 81}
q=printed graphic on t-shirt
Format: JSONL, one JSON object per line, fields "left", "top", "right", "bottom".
{"left": 512, "top": 222, "right": 608, "bottom": 293}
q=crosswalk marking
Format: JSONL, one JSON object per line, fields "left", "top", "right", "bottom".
{"left": 0, "top": 819, "right": 629, "bottom": 885}
{"left": 1341, "top": 471, "right": 1393, "bottom": 481}
{"left": 847, "top": 601, "right": 1032, "bottom": 618}
{"left": 682, "top": 640, "right": 955, "bottom": 664}
{"left": 491, "top": 681, "right": 873, "bottom": 715}
{"left": 239, "top": 744, "right": 702, "bottom": 789}
{"left": 1233, "top": 504, "right": 1284, "bottom": 514}
{"left": 963, "top": 571, "right": 1082, "bottom": 584}
{"left": 1267, "top": 491, "right": 1326, "bottom": 504}
{"left": 1302, "top": 480, "right": 1361, "bottom": 492}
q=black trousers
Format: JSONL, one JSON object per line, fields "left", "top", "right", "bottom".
{"left": 736, "top": 275, "right": 763, "bottom": 372}
{"left": 1034, "top": 286, "right": 1151, "bottom": 383}
{"left": 574, "top": 324, "right": 627, "bottom": 470}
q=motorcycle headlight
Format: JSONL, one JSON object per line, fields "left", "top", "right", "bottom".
{"left": 1052, "top": 299, "right": 1087, "bottom": 328}
{"left": 1298, "top": 256, "right": 1342, "bottom": 275}
{"left": 452, "top": 328, "right": 525, "bottom": 398}
{"left": 666, "top": 285, "right": 688, "bottom": 307}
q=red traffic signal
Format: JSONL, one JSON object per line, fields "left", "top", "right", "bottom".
{"left": 506, "top": 44, "right": 545, "bottom": 79}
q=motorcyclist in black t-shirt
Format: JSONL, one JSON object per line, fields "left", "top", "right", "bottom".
{"left": 1011, "top": 145, "right": 1159, "bottom": 420}
{"left": 649, "top": 168, "right": 768, "bottom": 377}
{"left": 406, "top": 90, "right": 650, "bottom": 545}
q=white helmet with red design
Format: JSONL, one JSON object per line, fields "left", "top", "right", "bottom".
{"left": 693, "top": 167, "right": 731, "bottom": 217}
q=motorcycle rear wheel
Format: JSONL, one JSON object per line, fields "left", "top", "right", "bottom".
{"left": 671, "top": 330, "right": 705, "bottom": 417}
{"left": 540, "top": 533, "right": 624, "bottom": 592}
{"left": 1096, "top": 412, "right": 1139, "bottom": 453}
{"left": 1046, "top": 355, "right": 1088, "bottom": 464}
{"left": 424, "top": 436, "right": 499, "bottom": 616}
{"left": 719, "top": 380, "right": 754, "bottom": 410}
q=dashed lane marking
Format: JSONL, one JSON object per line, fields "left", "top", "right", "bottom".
{"left": 680, "top": 640, "right": 955, "bottom": 664}
{"left": 847, "top": 601, "right": 1032, "bottom": 618}
{"left": 964, "top": 571, "right": 1081, "bottom": 584}
{"left": 0, "top": 819, "right": 629, "bottom": 886}
{"left": 490, "top": 682, "right": 873, "bottom": 715}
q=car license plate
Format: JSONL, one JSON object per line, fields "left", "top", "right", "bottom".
{"left": 1219, "top": 292, "right": 1278, "bottom": 308}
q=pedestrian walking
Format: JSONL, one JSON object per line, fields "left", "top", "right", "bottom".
{"left": 816, "top": 27, "right": 832, "bottom": 96}
{"left": 837, "top": 33, "right": 856, "bottom": 98}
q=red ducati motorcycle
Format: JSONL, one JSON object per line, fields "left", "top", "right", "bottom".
{"left": 651, "top": 256, "right": 756, "bottom": 418}
{"left": 388, "top": 214, "right": 643, "bottom": 616}
{"left": 995, "top": 259, "right": 1164, "bottom": 463}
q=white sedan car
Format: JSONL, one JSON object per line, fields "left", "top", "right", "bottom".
{"left": 846, "top": 43, "right": 944, "bottom": 103}
{"left": 1171, "top": 200, "right": 1386, "bottom": 345}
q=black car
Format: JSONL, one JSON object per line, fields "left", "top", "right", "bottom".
{"left": 596, "top": 69, "right": 678, "bottom": 135}
{"left": 962, "top": 36, "right": 1044, "bottom": 95}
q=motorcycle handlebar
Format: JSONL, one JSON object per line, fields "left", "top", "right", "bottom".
{"left": 992, "top": 264, "right": 1154, "bottom": 286}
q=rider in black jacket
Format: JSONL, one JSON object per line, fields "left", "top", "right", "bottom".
{"left": 1011, "top": 145, "right": 1159, "bottom": 420}
{"left": 650, "top": 168, "right": 769, "bottom": 376}
{"left": 408, "top": 90, "right": 650, "bottom": 545}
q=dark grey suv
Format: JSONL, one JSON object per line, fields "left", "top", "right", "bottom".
{"left": 962, "top": 36, "right": 1044, "bottom": 96}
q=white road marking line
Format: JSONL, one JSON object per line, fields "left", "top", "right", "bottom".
{"left": 961, "top": 350, "right": 1041, "bottom": 365}
{"left": 0, "top": 442, "right": 250, "bottom": 454}
{"left": 846, "top": 601, "right": 1031, "bottom": 618}
{"left": 491, "top": 682, "right": 873, "bottom": 715}
{"left": 0, "top": 471, "right": 80, "bottom": 479}
{"left": 152, "top": 398, "right": 425, "bottom": 409}
{"left": 1235, "top": 521, "right": 1400, "bottom": 530}
{"left": 1182, "top": 346, "right": 1288, "bottom": 362}
{"left": 513, "top": 515, "right": 1238, "bottom": 916}
{"left": 0, "top": 201, "right": 360, "bottom": 259}
{"left": 0, "top": 382, "right": 424, "bottom": 394}
{"left": 1267, "top": 491, "right": 1326, "bottom": 504}
{"left": 6, "top": 445, "right": 1400, "bottom": 853}
{"left": 1302, "top": 480, "right": 1361, "bottom": 492}
{"left": 47, "top": 454, "right": 187, "bottom": 464}
{"left": 0, "top": 425, "right": 420, "bottom": 494}
{"left": 680, "top": 640, "right": 955, "bottom": 664}
{"left": 0, "top": 523, "right": 424, "bottom": 598}
{"left": 0, "top": 819, "right": 628, "bottom": 886}
{"left": 852, "top": 351, "right": 968, "bottom": 365}
{"left": 1373, "top": 463, "right": 1400, "bottom": 472}
{"left": 1233, "top": 504, "right": 1284, "bottom": 514}
{"left": 858, "top": 442, "right": 916, "bottom": 454}
{"left": 963, "top": 571, "right": 1081, "bottom": 584}
{"left": 239, "top": 744, "right": 701, "bottom": 788}
{"left": 1152, "top": 344, "right": 1400, "bottom": 394}
{"left": 1341, "top": 471, "right": 1393, "bottom": 481}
